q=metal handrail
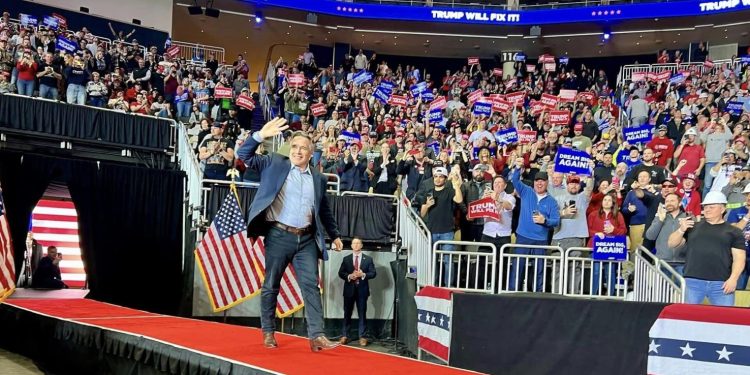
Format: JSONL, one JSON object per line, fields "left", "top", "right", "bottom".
{"left": 497, "top": 244, "right": 565, "bottom": 294}
{"left": 562, "top": 247, "right": 629, "bottom": 300}
{"left": 171, "top": 40, "right": 225, "bottom": 64}
{"left": 323, "top": 173, "right": 341, "bottom": 195}
{"left": 633, "top": 246, "right": 685, "bottom": 303}
{"left": 398, "top": 193, "right": 432, "bottom": 287}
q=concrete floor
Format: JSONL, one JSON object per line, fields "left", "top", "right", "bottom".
{"left": 0, "top": 348, "right": 42, "bottom": 375}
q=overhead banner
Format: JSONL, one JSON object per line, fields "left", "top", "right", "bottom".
{"left": 467, "top": 197, "right": 500, "bottom": 221}
{"left": 592, "top": 235, "right": 627, "bottom": 261}
{"left": 554, "top": 147, "right": 592, "bottom": 175}
{"left": 623, "top": 125, "right": 654, "bottom": 144}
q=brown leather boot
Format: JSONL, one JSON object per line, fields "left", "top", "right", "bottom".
{"left": 338, "top": 336, "right": 349, "bottom": 345}
{"left": 309, "top": 336, "right": 341, "bottom": 352}
{"left": 358, "top": 338, "right": 368, "bottom": 347}
{"left": 263, "top": 332, "right": 278, "bottom": 348}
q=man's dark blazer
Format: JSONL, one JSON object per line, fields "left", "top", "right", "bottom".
{"left": 237, "top": 135, "right": 341, "bottom": 260}
{"left": 338, "top": 253, "right": 377, "bottom": 298}
{"left": 369, "top": 155, "right": 398, "bottom": 193}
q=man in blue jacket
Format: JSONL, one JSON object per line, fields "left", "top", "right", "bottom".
{"left": 509, "top": 157, "right": 561, "bottom": 292}
{"left": 237, "top": 117, "right": 344, "bottom": 352}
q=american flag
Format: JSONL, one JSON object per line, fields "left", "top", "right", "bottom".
{"left": 252, "top": 237, "right": 305, "bottom": 318}
{"left": 648, "top": 304, "right": 750, "bottom": 374}
{"left": 30, "top": 199, "right": 86, "bottom": 288}
{"left": 415, "top": 286, "right": 455, "bottom": 363}
{"left": 0, "top": 186, "right": 15, "bottom": 302}
{"left": 195, "top": 192, "right": 263, "bottom": 312}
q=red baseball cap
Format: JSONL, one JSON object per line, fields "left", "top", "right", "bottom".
{"left": 684, "top": 173, "right": 696, "bottom": 181}
{"left": 574, "top": 123, "right": 583, "bottom": 131}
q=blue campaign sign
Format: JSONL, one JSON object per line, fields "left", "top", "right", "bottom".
{"left": 554, "top": 147, "right": 592, "bottom": 175}
{"left": 495, "top": 128, "right": 518, "bottom": 145}
{"left": 259, "top": 0, "right": 750, "bottom": 26}
{"left": 373, "top": 87, "right": 390, "bottom": 104}
{"left": 410, "top": 82, "right": 427, "bottom": 97}
{"left": 472, "top": 147, "right": 496, "bottom": 158}
{"left": 56, "top": 36, "right": 78, "bottom": 53}
{"left": 597, "top": 118, "right": 611, "bottom": 131}
{"left": 378, "top": 80, "right": 395, "bottom": 92}
{"left": 43, "top": 15, "right": 59, "bottom": 30}
{"left": 352, "top": 70, "right": 372, "bottom": 86}
{"left": 428, "top": 109, "right": 443, "bottom": 123}
{"left": 741, "top": 56, "right": 750, "bottom": 64}
{"left": 340, "top": 130, "right": 361, "bottom": 146}
{"left": 669, "top": 73, "right": 686, "bottom": 85}
{"left": 559, "top": 56, "right": 569, "bottom": 65}
{"left": 515, "top": 53, "right": 527, "bottom": 62}
{"left": 421, "top": 90, "right": 434, "bottom": 102}
{"left": 19, "top": 14, "right": 38, "bottom": 27}
{"left": 593, "top": 235, "right": 627, "bottom": 261}
{"left": 473, "top": 102, "right": 492, "bottom": 116}
{"left": 726, "top": 101, "right": 744, "bottom": 115}
{"left": 622, "top": 125, "right": 654, "bottom": 144}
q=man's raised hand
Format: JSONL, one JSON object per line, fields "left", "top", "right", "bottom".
{"left": 259, "top": 117, "right": 289, "bottom": 140}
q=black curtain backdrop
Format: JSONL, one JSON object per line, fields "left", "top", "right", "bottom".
{"left": 0, "top": 94, "right": 172, "bottom": 150}
{"left": 449, "top": 293, "right": 667, "bottom": 375}
{"left": 0, "top": 152, "right": 184, "bottom": 314}
{"left": 206, "top": 185, "right": 394, "bottom": 244}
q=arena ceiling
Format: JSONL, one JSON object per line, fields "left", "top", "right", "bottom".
{"left": 173, "top": 1, "right": 750, "bottom": 59}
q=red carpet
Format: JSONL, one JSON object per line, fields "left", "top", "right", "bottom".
{"left": 5, "top": 298, "right": 479, "bottom": 375}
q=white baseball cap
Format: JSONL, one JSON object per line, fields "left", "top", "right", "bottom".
{"left": 433, "top": 167, "right": 448, "bottom": 177}
{"left": 684, "top": 128, "right": 698, "bottom": 136}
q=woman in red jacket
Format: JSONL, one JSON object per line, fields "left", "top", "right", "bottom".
{"left": 587, "top": 193, "right": 627, "bottom": 296}
{"left": 15, "top": 51, "right": 37, "bottom": 96}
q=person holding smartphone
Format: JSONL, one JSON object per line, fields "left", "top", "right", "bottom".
{"left": 552, "top": 173, "right": 594, "bottom": 293}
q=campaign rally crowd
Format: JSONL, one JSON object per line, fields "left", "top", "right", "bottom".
{"left": 3, "top": 9, "right": 750, "bottom": 307}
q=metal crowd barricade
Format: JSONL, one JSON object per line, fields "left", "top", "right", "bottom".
{"left": 200, "top": 179, "right": 260, "bottom": 220}
{"left": 633, "top": 246, "right": 685, "bottom": 303}
{"left": 497, "top": 244, "right": 564, "bottom": 294}
{"left": 172, "top": 40, "right": 225, "bottom": 63}
{"left": 562, "top": 247, "right": 628, "bottom": 300}
{"left": 618, "top": 64, "right": 651, "bottom": 83}
{"left": 398, "top": 194, "right": 432, "bottom": 287}
{"left": 432, "top": 240, "right": 497, "bottom": 294}
{"left": 323, "top": 173, "right": 341, "bottom": 195}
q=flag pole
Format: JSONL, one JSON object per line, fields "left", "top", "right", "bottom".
{"left": 225, "top": 167, "right": 240, "bottom": 325}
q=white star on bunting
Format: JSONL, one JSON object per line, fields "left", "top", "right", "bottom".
{"left": 648, "top": 340, "right": 660, "bottom": 354}
{"left": 716, "top": 346, "right": 733, "bottom": 362}
{"left": 679, "top": 342, "right": 695, "bottom": 358}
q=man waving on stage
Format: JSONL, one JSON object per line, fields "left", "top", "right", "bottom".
{"left": 237, "top": 117, "right": 344, "bottom": 352}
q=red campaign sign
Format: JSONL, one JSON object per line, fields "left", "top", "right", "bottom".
{"left": 361, "top": 101, "right": 370, "bottom": 117}
{"left": 288, "top": 73, "right": 304, "bottom": 87}
{"left": 645, "top": 72, "right": 658, "bottom": 82}
{"left": 549, "top": 110, "right": 571, "bottom": 125}
{"left": 492, "top": 98, "right": 512, "bottom": 113}
{"left": 468, "top": 57, "right": 479, "bottom": 65}
{"left": 576, "top": 91, "right": 595, "bottom": 104}
{"left": 540, "top": 93, "right": 559, "bottom": 108}
{"left": 526, "top": 64, "right": 537, "bottom": 73}
{"left": 656, "top": 70, "right": 671, "bottom": 82}
{"left": 468, "top": 89, "right": 484, "bottom": 103}
{"left": 504, "top": 80, "right": 516, "bottom": 89}
{"left": 540, "top": 55, "right": 556, "bottom": 63}
{"left": 430, "top": 96, "right": 447, "bottom": 110}
{"left": 213, "top": 86, "right": 233, "bottom": 99}
{"left": 166, "top": 45, "right": 180, "bottom": 58}
{"left": 530, "top": 100, "right": 546, "bottom": 115}
{"left": 52, "top": 13, "right": 68, "bottom": 29}
{"left": 631, "top": 72, "right": 646, "bottom": 81}
{"left": 311, "top": 103, "right": 327, "bottom": 117}
{"left": 467, "top": 197, "right": 500, "bottom": 221}
{"left": 543, "top": 62, "right": 556, "bottom": 72}
{"left": 493, "top": 68, "right": 503, "bottom": 77}
{"left": 518, "top": 130, "right": 537, "bottom": 144}
{"left": 704, "top": 59, "right": 714, "bottom": 69}
{"left": 489, "top": 94, "right": 504, "bottom": 100}
{"left": 236, "top": 94, "right": 256, "bottom": 110}
{"left": 506, "top": 91, "right": 526, "bottom": 106}
{"left": 558, "top": 89, "right": 578, "bottom": 102}
{"left": 458, "top": 80, "right": 470, "bottom": 88}
{"left": 388, "top": 94, "right": 407, "bottom": 108}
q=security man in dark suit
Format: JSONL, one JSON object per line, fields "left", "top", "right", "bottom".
{"left": 237, "top": 117, "right": 344, "bottom": 352}
{"left": 338, "top": 238, "right": 376, "bottom": 347}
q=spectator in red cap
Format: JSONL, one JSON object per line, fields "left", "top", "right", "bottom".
{"left": 570, "top": 123, "right": 592, "bottom": 154}
{"left": 674, "top": 128, "right": 705, "bottom": 179}
{"left": 646, "top": 125, "right": 675, "bottom": 168}
{"left": 676, "top": 173, "right": 703, "bottom": 217}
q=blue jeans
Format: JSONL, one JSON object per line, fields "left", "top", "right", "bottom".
{"left": 685, "top": 278, "right": 734, "bottom": 306}
{"left": 703, "top": 162, "right": 717, "bottom": 195}
{"left": 16, "top": 79, "right": 34, "bottom": 96}
{"left": 176, "top": 101, "right": 192, "bottom": 118}
{"left": 66, "top": 84, "right": 86, "bottom": 105}
{"left": 592, "top": 262, "right": 619, "bottom": 296}
{"left": 509, "top": 235, "right": 548, "bottom": 292}
{"left": 432, "top": 232, "right": 455, "bottom": 287}
{"left": 38, "top": 84, "right": 58, "bottom": 100}
{"left": 88, "top": 96, "right": 106, "bottom": 108}
{"left": 261, "top": 227, "right": 324, "bottom": 338}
